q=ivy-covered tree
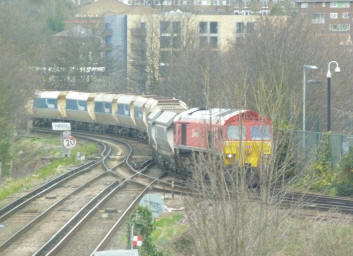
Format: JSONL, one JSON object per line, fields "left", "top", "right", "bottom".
{"left": 127, "top": 206, "right": 164, "bottom": 256}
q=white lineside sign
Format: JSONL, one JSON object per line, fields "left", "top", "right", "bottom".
{"left": 52, "top": 122, "right": 71, "bottom": 131}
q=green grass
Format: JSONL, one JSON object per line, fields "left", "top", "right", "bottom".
{"left": 279, "top": 216, "right": 353, "bottom": 256}
{"left": 152, "top": 213, "right": 187, "bottom": 241}
{"left": 155, "top": 213, "right": 183, "bottom": 227}
{"left": 0, "top": 137, "right": 99, "bottom": 202}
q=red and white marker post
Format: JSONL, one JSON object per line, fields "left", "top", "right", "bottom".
{"left": 132, "top": 235, "right": 143, "bottom": 247}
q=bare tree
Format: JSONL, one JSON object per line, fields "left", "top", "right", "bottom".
{"left": 163, "top": 16, "right": 349, "bottom": 130}
{"left": 0, "top": 40, "right": 37, "bottom": 175}
{"left": 41, "top": 24, "right": 106, "bottom": 91}
{"left": 171, "top": 15, "right": 353, "bottom": 256}
{"left": 128, "top": 23, "right": 148, "bottom": 93}
{"left": 0, "top": 0, "right": 76, "bottom": 64}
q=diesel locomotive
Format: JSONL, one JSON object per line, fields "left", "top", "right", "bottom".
{"left": 28, "top": 90, "right": 272, "bottom": 173}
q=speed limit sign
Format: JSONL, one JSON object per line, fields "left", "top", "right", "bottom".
{"left": 62, "top": 136, "right": 77, "bottom": 149}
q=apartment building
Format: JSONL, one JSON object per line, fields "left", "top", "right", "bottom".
{"left": 104, "top": 13, "right": 257, "bottom": 80}
{"left": 296, "top": 0, "right": 353, "bottom": 33}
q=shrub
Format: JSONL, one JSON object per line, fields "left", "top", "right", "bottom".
{"left": 127, "top": 206, "right": 164, "bottom": 256}
{"left": 333, "top": 146, "right": 353, "bottom": 196}
{"left": 306, "top": 134, "right": 336, "bottom": 192}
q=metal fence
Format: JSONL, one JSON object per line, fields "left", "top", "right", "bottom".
{"left": 292, "top": 131, "right": 353, "bottom": 168}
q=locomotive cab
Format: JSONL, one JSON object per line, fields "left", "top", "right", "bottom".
{"left": 174, "top": 108, "right": 272, "bottom": 168}
{"left": 223, "top": 114, "right": 272, "bottom": 167}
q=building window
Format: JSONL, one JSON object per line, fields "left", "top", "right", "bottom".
{"left": 160, "top": 36, "right": 171, "bottom": 48}
{"left": 159, "top": 20, "right": 182, "bottom": 77}
{"left": 173, "top": 21, "right": 181, "bottom": 34}
{"left": 322, "top": 2, "right": 326, "bottom": 7}
{"left": 160, "top": 21, "right": 171, "bottom": 35}
{"left": 330, "top": 2, "right": 350, "bottom": 8}
{"left": 199, "top": 36, "right": 208, "bottom": 48}
{"left": 329, "top": 23, "right": 350, "bottom": 31}
{"left": 159, "top": 21, "right": 181, "bottom": 49}
{"left": 210, "top": 22, "right": 218, "bottom": 33}
{"left": 330, "top": 12, "right": 338, "bottom": 19}
{"left": 312, "top": 13, "right": 325, "bottom": 24}
{"left": 199, "top": 22, "right": 208, "bottom": 33}
{"left": 198, "top": 22, "right": 219, "bottom": 49}
{"left": 172, "top": 50, "right": 180, "bottom": 58}
{"left": 342, "top": 12, "right": 350, "bottom": 19}
{"left": 159, "top": 65, "right": 168, "bottom": 76}
{"left": 160, "top": 51, "right": 171, "bottom": 64}
{"left": 301, "top": 2, "right": 308, "bottom": 8}
{"left": 210, "top": 37, "right": 218, "bottom": 48}
{"left": 172, "top": 36, "right": 181, "bottom": 48}
{"left": 236, "top": 22, "right": 245, "bottom": 33}
{"left": 247, "top": 22, "right": 255, "bottom": 32}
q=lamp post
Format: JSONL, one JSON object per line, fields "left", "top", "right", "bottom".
{"left": 303, "top": 64, "right": 318, "bottom": 147}
{"left": 326, "top": 61, "right": 341, "bottom": 131}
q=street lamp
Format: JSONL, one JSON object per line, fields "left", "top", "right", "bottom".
{"left": 303, "top": 64, "right": 318, "bottom": 146}
{"left": 326, "top": 61, "right": 341, "bottom": 131}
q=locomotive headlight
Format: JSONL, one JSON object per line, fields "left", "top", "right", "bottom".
{"left": 226, "top": 154, "right": 233, "bottom": 159}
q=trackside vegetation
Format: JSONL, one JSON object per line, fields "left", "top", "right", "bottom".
{"left": 299, "top": 134, "right": 353, "bottom": 196}
{"left": 147, "top": 206, "right": 353, "bottom": 256}
{"left": 152, "top": 213, "right": 188, "bottom": 255}
{"left": 0, "top": 136, "right": 99, "bottom": 202}
{"left": 127, "top": 206, "right": 164, "bottom": 256}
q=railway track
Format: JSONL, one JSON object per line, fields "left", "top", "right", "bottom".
{"left": 0, "top": 134, "right": 112, "bottom": 222}
{"left": 282, "top": 191, "right": 353, "bottom": 215}
{"left": 68, "top": 130, "right": 188, "bottom": 194}
{"left": 27, "top": 132, "right": 186, "bottom": 255}
{"left": 25, "top": 131, "right": 188, "bottom": 255}
{"left": 34, "top": 173, "right": 161, "bottom": 255}
{"left": 0, "top": 173, "right": 119, "bottom": 255}
{"left": 0, "top": 148, "right": 107, "bottom": 222}
{"left": 0, "top": 132, "right": 124, "bottom": 255}
{"left": 60, "top": 132, "right": 353, "bottom": 218}
{"left": 0, "top": 129, "right": 183, "bottom": 255}
{"left": 5, "top": 129, "right": 352, "bottom": 255}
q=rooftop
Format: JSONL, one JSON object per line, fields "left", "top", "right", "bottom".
{"left": 76, "top": 0, "right": 159, "bottom": 18}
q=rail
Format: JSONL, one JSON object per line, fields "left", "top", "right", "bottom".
{"left": 0, "top": 132, "right": 111, "bottom": 222}
{"left": 91, "top": 176, "right": 162, "bottom": 255}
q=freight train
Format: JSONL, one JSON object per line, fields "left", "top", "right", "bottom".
{"left": 28, "top": 90, "right": 272, "bottom": 173}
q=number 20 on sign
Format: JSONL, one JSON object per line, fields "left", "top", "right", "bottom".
{"left": 62, "top": 136, "right": 76, "bottom": 149}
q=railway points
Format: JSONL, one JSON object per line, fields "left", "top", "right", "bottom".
{"left": 1, "top": 129, "right": 353, "bottom": 255}
{"left": 0, "top": 130, "right": 184, "bottom": 255}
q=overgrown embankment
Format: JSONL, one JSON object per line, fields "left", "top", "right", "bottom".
{"left": 0, "top": 135, "right": 99, "bottom": 202}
